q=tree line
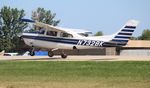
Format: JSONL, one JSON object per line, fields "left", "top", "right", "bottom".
{"left": 0, "top": 6, "right": 150, "bottom": 52}
{"left": 0, "top": 6, "right": 60, "bottom": 52}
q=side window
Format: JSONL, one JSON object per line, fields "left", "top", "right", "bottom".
{"left": 60, "top": 32, "right": 73, "bottom": 38}
{"left": 47, "top": 31, "right": 57, "bottom": 36}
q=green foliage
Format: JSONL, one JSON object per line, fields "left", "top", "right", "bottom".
{"left": 32, "top": 7, "right": 60, "bottom": 26}
{"left": 0, "top": 37, "right": 14, "bottom": 51}
{"left": 94, "top": 31, "right": 103, "bottom": 36}
{"left": 138, "top": 29, "right": 150, "bottom": 40}
{"left": 130, "top": 36, "right": 138, "bottom": 40}
{"left": 0, "top": 6, "right": 27, "bottom": 52}
{"left": 0, "top": 6, "right": 27, "bottom": 38}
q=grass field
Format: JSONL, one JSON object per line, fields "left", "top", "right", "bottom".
{"left": 0, "top": 61, "right": 150, "bottom": 88}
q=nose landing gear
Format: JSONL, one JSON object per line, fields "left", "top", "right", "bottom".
{"left": 29, "top": 47, "right": 35, "bottom": 56}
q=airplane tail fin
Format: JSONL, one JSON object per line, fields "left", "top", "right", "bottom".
{"left": 110, "top": 20, "right": 139, "bottom": 46}
{"left": 0, "top": 50, "right": 5, "bottom": 56}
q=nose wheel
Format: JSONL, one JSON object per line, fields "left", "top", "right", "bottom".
{"left": 29, "top": 51, "right": 35, "bottom": 56}
{"left": 29, "top": 48, "right": 35, "bottom": 56}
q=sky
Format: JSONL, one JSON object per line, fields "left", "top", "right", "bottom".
{"left": 0, "top": 0, "right": 150, "bottom": 36}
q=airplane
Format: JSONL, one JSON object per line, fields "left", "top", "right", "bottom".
{"left": 20, "top": 19, "right": 139, "bottom": 58}
{"left": 0, "top": 50, "right": 5, "bottom": 56}
{"left": 0, "top": 50, "right": 18, "bottom": 56}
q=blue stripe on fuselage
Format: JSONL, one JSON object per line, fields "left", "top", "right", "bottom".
{"left": 111, "top": 39, "right": 128, "bottom": 43}
{"left": 22, "top": 35, "right": 79, "bottom": 45}
{"left": 22, "top": 35, "right": 126, "bottom": 47}
{"left": 102, "top": 42, "right": 126, "bottom": 47}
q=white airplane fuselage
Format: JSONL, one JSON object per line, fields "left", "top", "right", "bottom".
{"left": 22, "top": 32, "right": 111, "bottom": 50}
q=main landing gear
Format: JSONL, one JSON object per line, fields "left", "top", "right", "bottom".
{"left": 48, "top": 51, "right": 54, "bottom": 57}
{"left": 60, "top": 52, "right": 67, "bottom": 59}
{"left": 48, "top": 49, "right": 67, "bottom": 59}
{"left": 29, "top": 47, "right": 67, "bottom": 59}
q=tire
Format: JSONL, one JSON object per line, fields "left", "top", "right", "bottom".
{"left": 29, "top": 51, "right": 35, "bottom": 56}
{"left": 48, "top": 51, "right": 54, "bottom": 57}
{"left": 61, "top": 54, "right": 67, "bottom": 59}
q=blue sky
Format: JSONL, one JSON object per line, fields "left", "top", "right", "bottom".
{"left": 0, "top": 0, "right": 150, "bottom": 36}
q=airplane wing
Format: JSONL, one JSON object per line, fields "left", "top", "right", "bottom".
{"left": 35, "top": 22, "right": 66, "bottom": 32}
{"left": 21, "top": 19, "right": 66, "bottom": 32}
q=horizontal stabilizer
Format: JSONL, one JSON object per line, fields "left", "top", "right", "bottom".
{"left": 21, "top": 19, "right": 35, "bottom": 23}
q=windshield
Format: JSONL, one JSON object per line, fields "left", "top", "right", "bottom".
{"left": 24, "top": 29, "right": 45, "bottom": 34}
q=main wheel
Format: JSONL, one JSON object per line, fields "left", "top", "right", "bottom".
{"left": 61, "top": 53, "right": 67, "bottom": 59}
{"left": 48, "top": 51, "right": 54, "bottom": 57}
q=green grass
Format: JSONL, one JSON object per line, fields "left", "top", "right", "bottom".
{"left": 0, "top": 61, "right": 150, "bottom": 88}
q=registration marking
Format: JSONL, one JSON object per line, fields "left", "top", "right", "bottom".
{"left": 77, "top": 40, "right": 104, "bottom": 47}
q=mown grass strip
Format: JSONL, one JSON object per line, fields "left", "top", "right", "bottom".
{"left": 0, "top": 61, "right": 150, "bottom": 88}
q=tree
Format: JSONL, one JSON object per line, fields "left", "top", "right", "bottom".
{"left": 138, "top": 29, "right": 150, "bottom": 40}
{"left": 130, "top": 37, "right": 138, "bottom": 40}
{"left": 94, "top": 31, "right": 103, "bottom": 36}
{"left": 0, "top": 37, "right": 14, "bottom": 52}
{"left": 0, "top": 6, "right": 28, "bottom": 52}
{"left": 32, "top": 7, "right": 60, "bottom": 26}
